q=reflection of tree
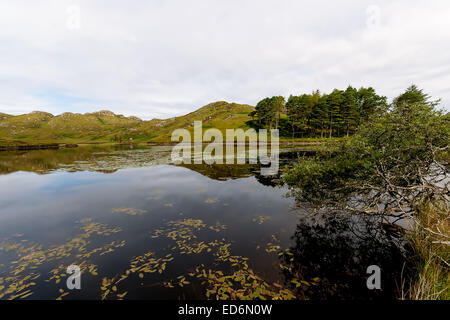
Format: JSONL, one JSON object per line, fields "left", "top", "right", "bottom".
{"left": 179, "top": 149, "right": 315, "bottom": 184}
{"left": 280, "top": 213, "right": 415, "bottom": 300}
{"left": 253, "top": 149, "right": 319, "bottom": 187}
{"left": 254, "top": 172, "right": 280, "bottom": 187}
{"left": 177, "top": 163, "right": 257, "bottom": 181}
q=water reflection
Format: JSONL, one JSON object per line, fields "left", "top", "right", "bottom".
{"left": 0, "top": 145, "right": 173, "bottom": 175}
{"left": 0, "top": 144, "right": 313, "bottom": 176}
{"left": 279, "top": 212, "right": 414, "bottom": 300}
{"left": 0, "top": 145, "right": 413, "bottom": 300}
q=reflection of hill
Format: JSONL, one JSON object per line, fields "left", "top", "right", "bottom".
{"left": 0, "top": 145, "right": 264, "bottom": 180}
{"left": 0, "top": 145, "right": 173, "bottom": 175}
{"left": 0, "top": 145, "right": 307, "bottom": 184}
{"left": 0, "top": 148, "right": 98, "bottom": 174}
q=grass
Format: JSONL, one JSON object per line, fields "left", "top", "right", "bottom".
{"left": 96, "top": 117, "right": 105, "bottom": 125}
{"left": 403, "top": 199, "right": 450, "bottom": 300}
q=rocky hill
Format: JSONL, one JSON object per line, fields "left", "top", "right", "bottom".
{"left": 0, "top": 101, "right": 255, "bottom": 145}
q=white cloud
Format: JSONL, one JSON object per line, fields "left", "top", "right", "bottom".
{"left": 0, "top": 0, "right": 448, "bottom": 119}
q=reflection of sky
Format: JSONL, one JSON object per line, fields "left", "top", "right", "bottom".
{"left": 0, "top": 165, "right": 299, "bottom": 252}
{"left": 0, "top": 156, "right": 411, "bottom": 299}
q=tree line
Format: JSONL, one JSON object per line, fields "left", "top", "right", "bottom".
{"left": 250, "top": 86, "right": 388, "bottom": 138}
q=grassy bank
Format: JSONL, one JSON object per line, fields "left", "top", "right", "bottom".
{"left": 404, "top": 200, "right": 450, "bottom": 300}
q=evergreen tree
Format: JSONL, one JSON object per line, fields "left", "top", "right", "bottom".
{"left": 327, "top": 89, "right": 344, "bottom": 138}
{"left": 342, "top": 86, "right": 359, "bottom": 136}
{"left": 357, "top": 87, "right": 387, "bottom": 123}
{"left": 286, "top": 95, "right": 302, "bottom": 139}
{"left": 393, "top": 84, "right": 440, "bottom": 108}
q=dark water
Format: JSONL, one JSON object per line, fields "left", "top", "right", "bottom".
{"left": 0, "top": 145, "right": 412, "bottom": 300}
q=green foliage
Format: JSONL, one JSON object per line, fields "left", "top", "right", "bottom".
{"left": 285, "top": 94, "right": 314, "bottom": 138}
{"left": 255, "top": 96, "right": 285, "bottom": 129}
{"left": 284, "top": 86, "right": 449, "bottom": 208}
{"left": 284, "top": 86, "right": 449, "bottom": 299}
{"left": 393, "top": 84, "right": 440, "bottom": 108}
{"left": 256, "top": 86, "right": 387, "bottom": 138}
{"left": 357, "top": 86, "right": 388, "bottom": 121}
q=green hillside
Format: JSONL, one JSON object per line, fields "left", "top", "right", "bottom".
{"left": 0, "top": 101, "right": 255, "bottom": 145}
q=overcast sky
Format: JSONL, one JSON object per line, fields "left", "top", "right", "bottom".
{"left": 0, "top": 0, "right": 449, "bottom": 119}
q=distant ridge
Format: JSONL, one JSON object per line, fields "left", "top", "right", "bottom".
{"left": 0, "top": 101, "right": 255, "bottom": 145}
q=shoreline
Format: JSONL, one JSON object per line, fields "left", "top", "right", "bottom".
{"left": 0, "top": 140, "right": 328, "bottom": 151}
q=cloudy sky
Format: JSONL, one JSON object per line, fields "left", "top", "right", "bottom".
{"left": 0, "top": 0, "right": 449, "bottom": 119}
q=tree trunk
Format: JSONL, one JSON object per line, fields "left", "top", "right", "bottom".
{"left": 329, "top": 117, "right": 332, "bottom": 138}
{"left": 292, "top": 121, "right": 295, "bottom": 140}
{"left": 276, "top": 110, "right": 280, "bottom": 129}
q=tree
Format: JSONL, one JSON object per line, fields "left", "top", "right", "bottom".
{"left": 284, "top": 87, "right": 449, "bottom": 298}
{"left": 326, "top": 89, "right": 344, "bottom": 138}
{"left": 255, "top": 96, "right": 285, "bottom": 129}
{"left": 286, "top": 94, "right": 315, "bottom": 138}
{"left": 298, "top": 94, "right": 314, "bottom": 136}
{"left": 309, "top": 90, "right": 321, "bottom": 136}
{"left": 284, "top": 89, "right": 449, "bottom": 210}
{"left": 257, "top": 86, "right": 387, "bottom": 138}
{"left": 272, "top": 96, "right": 285, "bottom": 129}
{"left": 341, "top": 86, "right": 359, "bottom": 136}
{"left": 255, "top": 97, "right": 274, "bottom": 128}
{"left": 393, "top": 84, "right": 440, "bottom": 108}
{"left": 357, "top": 87, "right": 387, "bottom": 123}
{"left": 310, "top": 94, "right": 329, "bottom": 138}
{"left": 286, "top": 95, "right": 302, "bottom": 139}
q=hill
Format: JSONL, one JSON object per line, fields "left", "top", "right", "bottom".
{"left": 0, "top": 101, "right": 255, "bottom": 145}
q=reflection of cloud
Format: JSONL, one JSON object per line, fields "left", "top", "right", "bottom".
{"left": 0, "top": 0, "right": 449, "bottom": 118}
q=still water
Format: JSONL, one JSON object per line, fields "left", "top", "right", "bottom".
{"left": 0, "top": 145, "right": 412, "bottom": 300}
